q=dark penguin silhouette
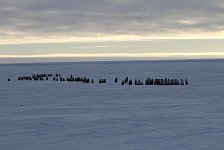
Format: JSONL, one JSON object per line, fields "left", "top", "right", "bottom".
{"left": 125, "top": 77, "right": 129, "bottom": 84}
{"left": 103, "top": 79, "right": 106, "bottom": 83}
{"left": 115, "top": 77, "right": 118, "bottom": 83}
{"left": 129, "top": 80, "right": 132, "bottom": 85}
{"left": 185, "top": 78, "right": 189, "bottom": 85}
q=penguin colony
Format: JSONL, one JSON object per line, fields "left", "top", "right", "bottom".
{"left": 8, "top": 73, "right": 189, "bottom": 86}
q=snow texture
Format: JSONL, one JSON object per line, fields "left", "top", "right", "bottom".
{"left": 1, "top": 59, "right": 224, "bottom": 150}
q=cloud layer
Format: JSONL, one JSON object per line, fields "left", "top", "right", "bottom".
{"left": 1, "top": 0, "right": 224, "bottom": 43}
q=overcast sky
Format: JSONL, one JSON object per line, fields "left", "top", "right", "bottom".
{"left": 0, "top": 0, "right": 224, "bottom": 62}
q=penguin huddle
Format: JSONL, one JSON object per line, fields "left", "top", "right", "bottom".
{"left": 17, "top": 74, "right": 53, "bottom": 81}
{"left": 52, "top": 74, "right": 94, "bottom": 84}
{"left": 119, "top": 77, "right": 189, "bottom": 86}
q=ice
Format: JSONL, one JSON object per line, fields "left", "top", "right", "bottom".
{"left": 1, "top": 59, "right": 224, "bottom": 150}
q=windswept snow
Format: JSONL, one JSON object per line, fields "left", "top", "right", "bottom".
{"left": 1, "top": 59, "right": 224, "bottom": 150}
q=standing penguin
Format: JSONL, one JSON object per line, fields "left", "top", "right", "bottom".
{"left": 129, "top": 80, "right": 133, "bottom": 85}
{"left": 115, "top": 77, "right": 118, "bottom": 83}
{"left": 180, "top": 79, "right": 184, "bottom": 85}
{"left": 185, "top": 78, "right": 189, "bottom": 85}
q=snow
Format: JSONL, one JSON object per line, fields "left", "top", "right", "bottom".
{"left": 1, "top": 59, "right": 224, "bottom": 150}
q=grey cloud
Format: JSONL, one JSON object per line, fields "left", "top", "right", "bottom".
{"left": 0, "top": 0, "right": 224, "bottom": 37}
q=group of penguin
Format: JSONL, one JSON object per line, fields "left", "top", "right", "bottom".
{"left": 8, "top": 73, "right": 189, "bottom": 86}
{"left": 119, "top": 77, "right": 188, "bottom": 86}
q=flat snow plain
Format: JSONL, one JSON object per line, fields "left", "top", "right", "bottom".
{"left": 1, "top": 59, "right": 224, "bottom": 150}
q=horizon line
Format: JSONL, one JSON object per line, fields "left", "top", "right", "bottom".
{"left": 0, "top": 52, "right": 224, "bottom": 58}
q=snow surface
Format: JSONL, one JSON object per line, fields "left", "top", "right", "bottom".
{"left": 1, "top": 59, "right": 224, "bottom": 150}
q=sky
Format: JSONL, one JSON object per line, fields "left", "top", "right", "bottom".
{"left": 0, "top": 0, "right": 224, "bottom": 63}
